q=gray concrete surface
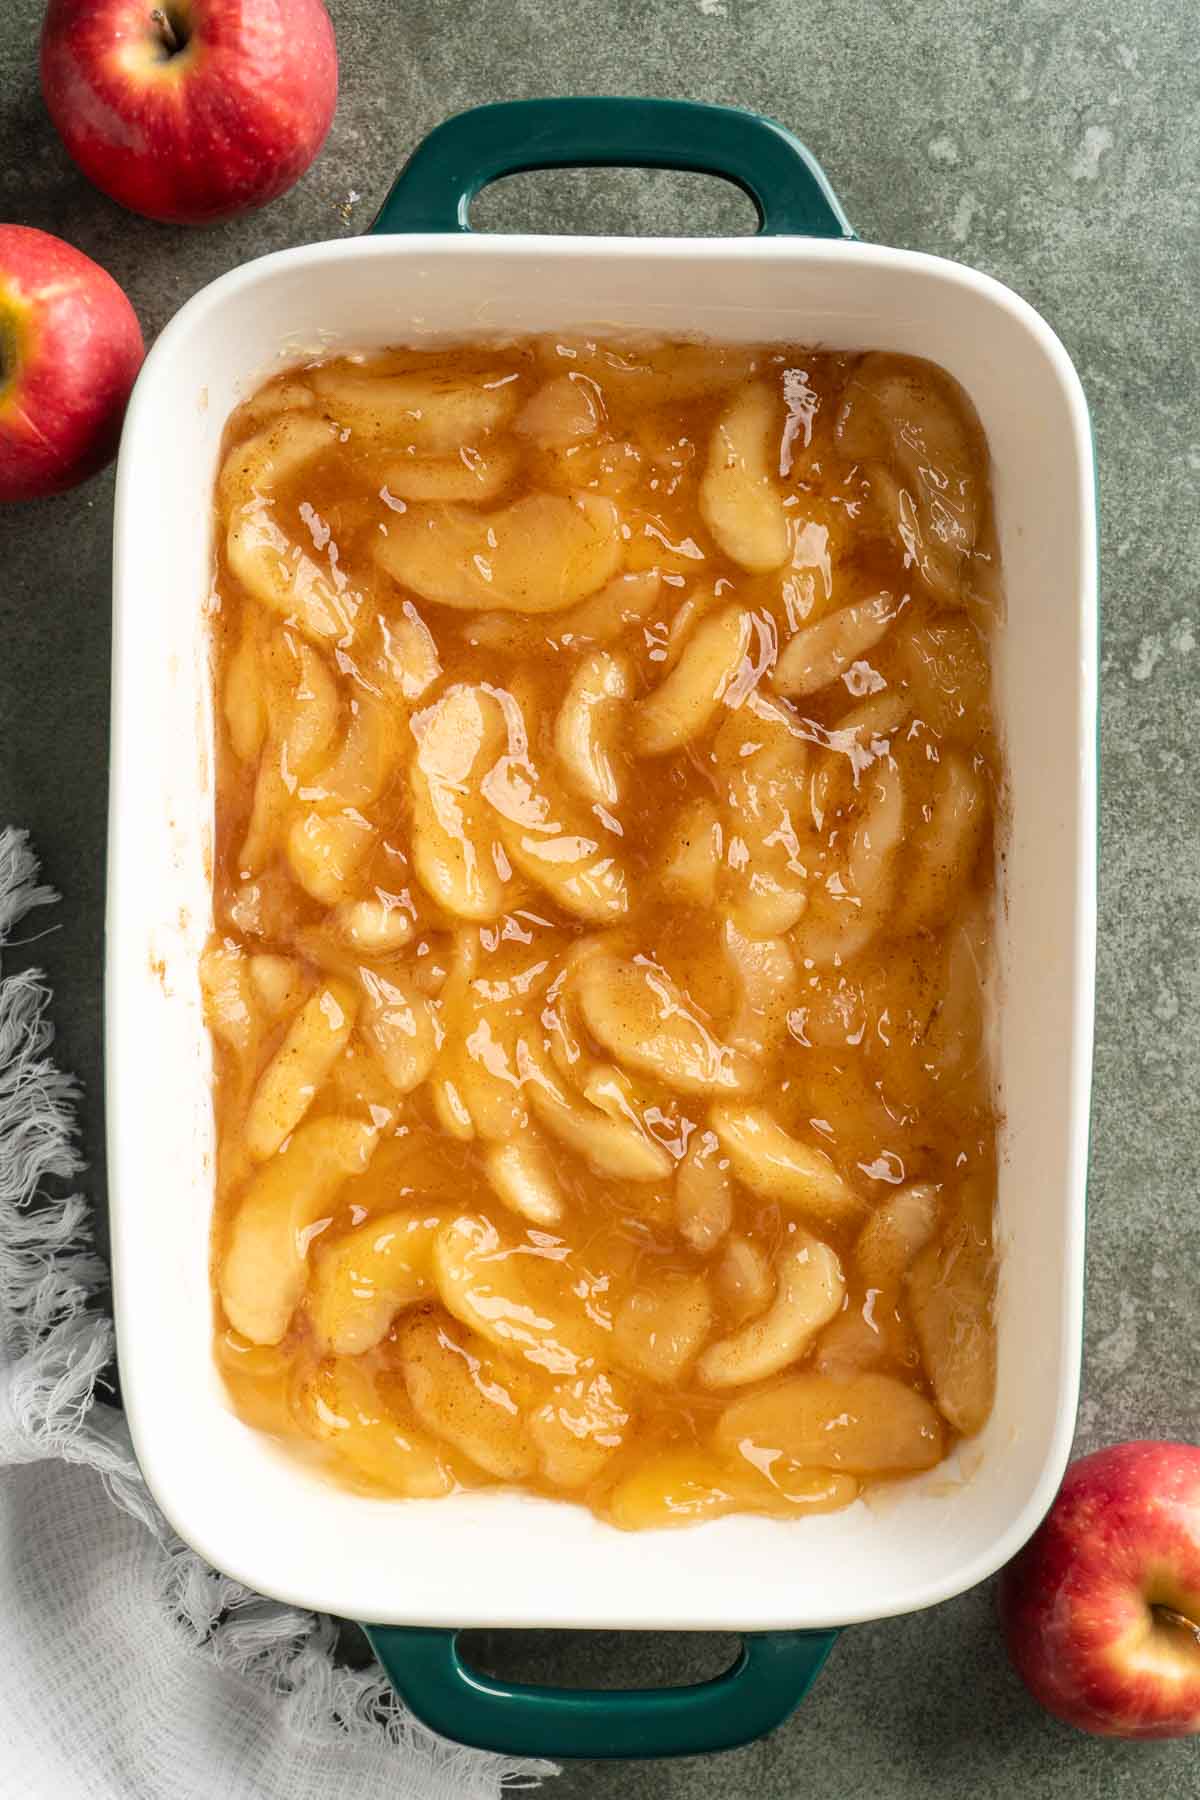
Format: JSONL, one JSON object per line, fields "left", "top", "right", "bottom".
{"left": 1, "top": 0, "right": 1197, "bottom": 1792}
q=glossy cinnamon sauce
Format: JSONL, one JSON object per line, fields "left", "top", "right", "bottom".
{"left": 203, "top": 336, "right": 1002, "bottom": 1526}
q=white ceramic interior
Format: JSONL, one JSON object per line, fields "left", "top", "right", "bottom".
{"left": 108, "top": 231, "right": 1096, "bottom": 1631}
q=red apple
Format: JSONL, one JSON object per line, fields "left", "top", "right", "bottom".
{"left": 998, "top": 1440, "right": 1200, "bottom": 1738}
{"left": 39, "top": 0, "right": 338, "bottom": 225}
{"left": 0, "top": 225, "right": 144, "bottom": 503}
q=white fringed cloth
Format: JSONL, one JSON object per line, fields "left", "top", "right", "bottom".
{"left": 0, "top": 828, "right": 552, "bottom": 1799}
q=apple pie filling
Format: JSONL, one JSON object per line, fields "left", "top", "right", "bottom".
{"left": 203, "top": 335, "right": 1003, "bottom": 1526}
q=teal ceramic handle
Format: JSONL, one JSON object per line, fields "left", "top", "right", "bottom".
{"left": 371, "top": 97, "right": 852, "bottom": 239}
{"left": 364, "top": 1624, "right": 838, "bottom": 1759}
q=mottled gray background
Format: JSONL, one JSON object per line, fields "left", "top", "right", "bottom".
{"left": 1, "top": 0, "right": 1197, "bottom": 1792}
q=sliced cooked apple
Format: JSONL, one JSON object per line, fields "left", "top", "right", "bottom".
{"left": 286, "top": 809, "right": 374, "bottom": 906}
{"left": 676, "top": 1128, "right": 733, "bottom": 1254}
{"left": 715, "top": 1371, "right": 944, "bottom": 1473}
{"left": 773, "top": 591, "right": 899, "bottom": 698}
{"left": 530, "top": 1370, "right": 633, "bottom": 1489}
{"left": 698, "top": 1225, "right": 844, "bottom": 1388}
{"left": 243, "top": 977, "right": 359, "bottom": 1162}
{"left": 711, "top": 1104, "right": 864, "bottom": 1226}
{"left": 515, "top": 373, "right": 605, "bottom": 446}
{"left": 433, "top": 1213, "right": 603, "bottom": 1379}
{"left": 312, "top": 366, "right": 518, "bottom": 454}
{"left": 292, "top": 1356, "right": 470, "bottom": 1497}
{"left": 219, "top": 1116, "right": 377, "bottom": 1345}
{"left": 634, "top": 605, "right": 753, "bottom": 755}
{"left": 613, "top": 1273, "right": 713, "bottom": 1384}
{"left": 553, "top": 649, "right": 631, "bottom": 807}
{"left": 408, "top": 684, "right": 508, "bottom": 920}
{"left": 836, "top": 353, "right": 985, "bottom": 603}
{"left": 699, "top": 382, "right": 790, "bottom": 572}
{"left": 528, "top": 1056, "right": 672, "bottom": 1182}
{"left": 376, "top": 493, "right": 621, "bottom": 613}
{"left": 396, "top": 1310, "right": 536, "bottom": 1481}
{"left": 907, "top": 1205, "right": 997, "bottom": 1435}
{"left": 575, "top": 954, "right": 758, "bottom": 1097}
{"left": 307, "top": 1207, "right": 443, "bottom": 1355}
{"left": 379, "top": 443, "right": 519, "bottom": 504}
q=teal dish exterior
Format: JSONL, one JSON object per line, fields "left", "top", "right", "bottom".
{"left": 363, "top": 94, "right": 844, "bottom": 1762}
{"left": 364, "top": 1625, "right": 839, "bottom": 1760}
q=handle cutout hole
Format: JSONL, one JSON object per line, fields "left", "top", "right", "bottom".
{"left": 469, "top": 167, "right": 759, "bottom": 238}
{"left": 457, "top": 1628, "right": 743, "bottom": 1692}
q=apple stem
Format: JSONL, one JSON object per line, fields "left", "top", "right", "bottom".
{"left": 1154, "top": 1605, "right": 1200, "bottom": 1650}
{"left": 150, "top": 7, "right": 181, "bottom": 53}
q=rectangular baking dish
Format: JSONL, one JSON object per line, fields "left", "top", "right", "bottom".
{"left": 108, "top": 99, "right": 1096, "bottom": 1759}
